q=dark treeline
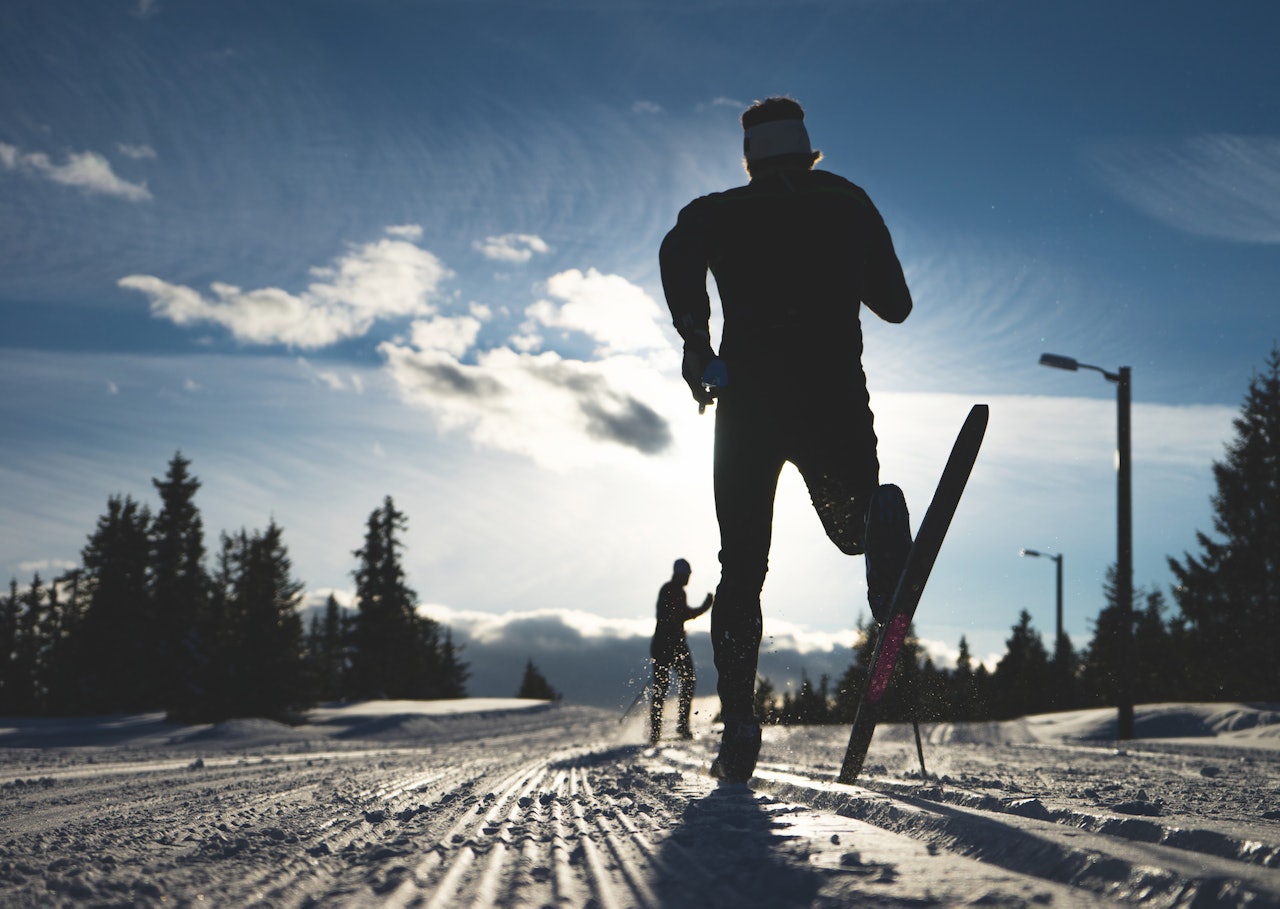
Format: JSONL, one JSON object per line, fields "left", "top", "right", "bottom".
{"left": 760, "top": 344, "right": 1280, "bottom": 726}
{"left": 1, "top": 454, "right": 467, "bottom": 721}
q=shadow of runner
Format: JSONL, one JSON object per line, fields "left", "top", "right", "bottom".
{"left": 652, "top": 784, "right": 827, "bottom": 909}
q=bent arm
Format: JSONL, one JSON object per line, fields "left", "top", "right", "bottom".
{"left": 660, "top": 205, "right": 714, "bottom": 355}
{"left": 858, "top": 201, "right": 913, "bottom": 325}
{"left": 684, "top": 592, "right": 713, "bottom": 622}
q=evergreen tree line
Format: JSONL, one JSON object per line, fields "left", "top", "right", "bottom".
{"left": 1, "top": 455, "right": 467, "bottom": 721}
{"left": 757, "top": 345, "right": 1280, "bottom": 726}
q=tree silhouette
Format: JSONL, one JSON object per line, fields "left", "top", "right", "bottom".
{"left": 349, "top": 497, "right": 467, "bottom": 700}
{"left": 204, "top": 521, "right": 308, "bottom": 720}
{"left": 992, "top": 610, "right": 1050, "bottom": 719}
{"left": 1168, "top": 345, "right": 1280, "bottom": 700}
{"left": 950, "top": 636, "right": 980, "bottom": 721}
{"left": 0, "top": 580, "right": 19, "bottom": 713}
{"left": 150, "top": 453, "right": 211, "bottom": 718}
{"left": 516, "top": 659, "right": 561, "bottom": 701}
{"left": 76, "top": 495, "right": 155, "bottom": 712}
{"left": 307, "top": 593, "right": 350, "bottom": 701}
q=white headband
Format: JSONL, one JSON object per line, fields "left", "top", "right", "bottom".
{"left": 742, "top": 118, "right": 812, "bottom": 162}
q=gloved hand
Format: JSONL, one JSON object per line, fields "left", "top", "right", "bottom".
{"left": 682, "top": 343, "right": 716, "bottom": 407}
{"left": 701, "top": 593, "right": 714, "bottom": 609}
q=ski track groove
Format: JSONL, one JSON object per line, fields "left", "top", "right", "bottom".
{"left": 655, "top": 743, "right": 1280, "bottom": 908}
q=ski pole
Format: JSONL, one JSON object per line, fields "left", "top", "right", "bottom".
{"left": 912, "top": 718, "right": 927, "bottom": 778}
{"left": 619, "top": 684, "right": 651, "bottom": 724}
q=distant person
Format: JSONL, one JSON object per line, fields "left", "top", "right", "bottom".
{"left": 649, "top": 558, "right": 713, "bottom": 745}
{"left": 659, "top": 96, "right": 915, "bottom": 782}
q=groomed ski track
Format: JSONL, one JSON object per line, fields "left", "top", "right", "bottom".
{"left": 1, "top": 703, "right": 1277, "bottom": 907}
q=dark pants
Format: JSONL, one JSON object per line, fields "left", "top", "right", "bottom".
{"left": 650, "top": 648, "right": 696, "bottom": 740}
{"left": 711, "top": 385, "right": 879, "bottom": 721}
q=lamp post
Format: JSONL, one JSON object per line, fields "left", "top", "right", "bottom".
{"left": 1039, "top": 352, "right": 1134, "bottom": 740}
{"left": 1019, "top": 548, "right": 1064, "bottom": 654}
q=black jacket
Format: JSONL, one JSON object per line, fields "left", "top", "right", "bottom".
{"left": 660, "top": 168, "right": 911, "bottom": 397}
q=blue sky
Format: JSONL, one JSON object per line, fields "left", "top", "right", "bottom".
{"left": 3, "top": 0, "right": 1278, "bottom": 703}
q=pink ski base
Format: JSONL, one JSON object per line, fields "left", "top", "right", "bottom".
{"left": 867, "top": 613, "right": 910, "bottom": 703}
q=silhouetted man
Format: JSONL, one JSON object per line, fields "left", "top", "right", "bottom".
{"left": 649, "top": 558, "right": 713, "bottom": 745}
{"left": 659, "top": 96, "right": 914, "bottom": 782}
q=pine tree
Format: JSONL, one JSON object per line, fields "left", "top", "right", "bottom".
{"left": 10, "top": 574, "right": 50, "bottom": 714}
{"left": 833, "top": 616, "right": 879, "bottom": 722}
{"left": 786, "top": 672, "right": 831, "bottom": 725}
{"left": 992, "top": 610, "right": 1051, "bottom": 719}
{"left": 832, "top": 617, "right": 925, "bottom": 723}
{"left": 226, "top": 521, "right": 308, "bottom": 719}
{"left": 44, "top": 568, "right": 88, "bottom": 714}
{"left": 516, "top": 660, "right": 561, "bottom": 701}
{"left": 435, "top": 629, "right": 469, "bottom": 699}
{"left": 76, "top": 495, "right": 154, "bottom": 712}
{"left": 307, "top": 594, "right": 349, "bottom": 701}
{"left": 349, "top": 497, "right": 467, "bottom": 699}
{"left": 754, "top": 675, "right": 780, "bottom": 725}
{"left": 1168, "top": 345, "right": 1280, "bottom": 700}
{"left": 0, "top": 580, "right": 19, "bottom": 713}
{"left": 150, "top": 453, "right": 211, "bottom": 717}
{"left": 951, "top": 636, "right": 979, "bottom": 721}
{"left": 1078, "top": 565, "right": 1174, "bottom": 710}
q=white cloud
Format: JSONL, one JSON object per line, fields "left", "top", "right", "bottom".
{"left": 375, "top": 264, "right": 680, "bottom": 468}
{"left": 409, "top": 314, "right": 482, "bottom": 358}
{"left": 473, "top": 233, "right": 550, "bottom": 263}
{"left": 116, "top": 143, "right": 157, "bottom": 160}
{"left": 525, "top": 267, "right": 670, "bottom": 355}
{"left": 120, "top": 228, "right": 452, "bottom": 348}
{"left": 1091, "top": 134, "right": 1280, "bottom": 244}
{"left": 632, "top": 100, "right": 664, "bottom": 115}
{"left": 0, "top": 141, "right": 151, "bottom": 201}
{"left": 429, "top": 604, "right": 654, "bottom": 645}
{"left": 17, "top": 559, "right": 77, "bottom": 576}
{"left": 296, "top": 357, "right": 352, "bottom": 392}
{"left": 379, "top": 341, "right": 677, "bottom": 469}
{"left": 386, "top": 224, "right": 424, "bottom": 239}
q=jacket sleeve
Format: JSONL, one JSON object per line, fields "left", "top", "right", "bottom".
{"left": 659, "top": 201, "right": 715, "bottom": 354}
{"left": 857, "top": 195, "right": 913, "bottom": 325}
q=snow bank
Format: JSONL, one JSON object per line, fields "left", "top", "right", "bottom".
{"left": 0, "top": 697, "right": 555, "bottom": 750}
{"left": 2, "top": 700, "right": 1276, "bottom": 753}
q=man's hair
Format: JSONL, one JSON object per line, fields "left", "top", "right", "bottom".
{"left": 740, "top": 96, "right": 822, "bottom": 176}
{"left": 741, "top": 96, "right": 806, "bottom": 130}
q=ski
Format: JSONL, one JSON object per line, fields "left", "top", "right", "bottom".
{"left": 838, "top": 403, "right": 989, "bottom": 784}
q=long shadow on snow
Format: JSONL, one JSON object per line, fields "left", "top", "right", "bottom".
{"left": 652, "top": 785, "right": 827, "bottom": 909}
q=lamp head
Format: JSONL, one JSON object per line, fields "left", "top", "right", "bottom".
{"left": 1039, "top": 353, "right": 1079, "bottom": 371}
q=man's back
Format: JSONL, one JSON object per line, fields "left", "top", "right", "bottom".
{"left": 661, "top": 167, "right": 911, "bottom": 393}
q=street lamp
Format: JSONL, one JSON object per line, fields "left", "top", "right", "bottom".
{"left": 1019, "top": 548, "right": 1064, "bottom": 655}
{"left": 1039, "top": 352, "right": 1134, "bottom": 740}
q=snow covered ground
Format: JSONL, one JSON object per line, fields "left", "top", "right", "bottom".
{"left": 1, "top": 698, "right": 1277, "bottom": 907}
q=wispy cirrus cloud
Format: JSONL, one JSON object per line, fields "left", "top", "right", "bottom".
{"left": 120, "top": 227, "right": 452, "bottom": 347}
{"left": 0, "top": 142, "right": 151, "bottom": 201}
{"left": 116, "top": 143, "right": 157, "bottom": 160}
{"left": 1090, "top": 134, "right": 1280, "bottom": 244}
